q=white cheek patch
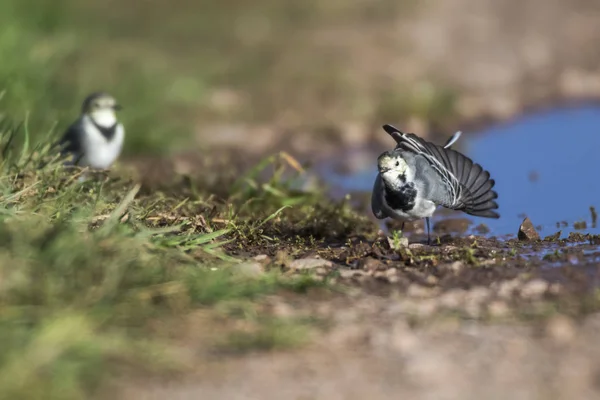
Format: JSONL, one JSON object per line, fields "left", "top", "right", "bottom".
{"left": 398, "top": 159, "right": 408, "bottom": 174}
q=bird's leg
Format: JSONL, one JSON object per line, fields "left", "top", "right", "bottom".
{"left": 426, "top": 217, "right": 431, "bottom": 245}
{"left": 401, "top": 221, "right": 405, "bottom": 233}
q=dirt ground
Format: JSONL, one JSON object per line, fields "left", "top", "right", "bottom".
{"left": 109, "top": 1, "right": 600, "bottom": 398}
{"left": 113, "top": 218, "right": 600, "bottom": 400}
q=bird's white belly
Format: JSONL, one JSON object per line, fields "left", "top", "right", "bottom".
{"left": 80, "top": 122, "right": 124, "bottom": 169}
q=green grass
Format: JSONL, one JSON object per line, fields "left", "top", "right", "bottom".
{"left": 0, "top": 106, "right": 373, "bottom": 398}
{"left": 0, "top": 207, "right": 314, "bottom": 398}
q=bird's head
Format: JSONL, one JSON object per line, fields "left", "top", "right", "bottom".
{"left": 377, "top": 150, "right": 408, "bottom": 176}
{"left": 81, "top": 92, "right": 122, "bottom": 126}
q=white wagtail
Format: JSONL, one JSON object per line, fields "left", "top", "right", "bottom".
{"left": 371, "top": 124, "right": 499, "bottom": 243}
{"left": 58, "top": 92, "right": 124, "bottom": 170}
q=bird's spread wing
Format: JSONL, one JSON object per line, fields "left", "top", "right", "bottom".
{"left": 58, "top": 120, "right": 84, "bottom": 164}
{"left": 382, "top": 124, "right": 499, "bottom": 218}
{"left": 371, "top": 174, "right": 387, "bottom": 219}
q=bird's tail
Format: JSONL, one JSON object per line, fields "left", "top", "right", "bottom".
{"left": 443, "top": 131, "right": 462, "bottom": 149}
{"left": 452, "top": 155, "right": 499, "bottom": 218}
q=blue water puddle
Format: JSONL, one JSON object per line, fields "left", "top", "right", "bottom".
{"left": 318, "top": 105, "right": 600, "bottom": 239}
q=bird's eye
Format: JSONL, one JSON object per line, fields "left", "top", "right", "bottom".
{"left": 395, "top": 161, "right": 399, "bottom": 167}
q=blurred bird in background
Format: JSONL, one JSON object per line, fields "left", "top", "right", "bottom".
{"left": 58, "top": 92, "right": 124, "bottom": 170}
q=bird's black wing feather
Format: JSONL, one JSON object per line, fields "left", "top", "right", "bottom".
{"left": 57, "top": 120, "right": 84, "bottom": 164}
{"left": 371, "top": 174, "right": 387, "bottom": 219}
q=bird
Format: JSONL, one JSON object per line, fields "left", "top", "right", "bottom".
{"left": 58, "top": 92, "right": 125, "bottom": 170}
{"left": 372, "top": 130, "right": 459, "bottom": 241}
{"left": 371, "top": 124, "right": 499, "bottom": 244}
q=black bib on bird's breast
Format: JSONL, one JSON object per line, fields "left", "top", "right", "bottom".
{"left": 384, "top": 182, "right": 417, "bottom": 212}
{"left": 92, "top": 120, "right": 119, "bottom": 141}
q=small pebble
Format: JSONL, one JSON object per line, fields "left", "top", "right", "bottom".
{"left": 547, "top": 283, "right": 563, "bottom": 295}
{"left": 360, "top": 257, "right": 386, "bottom": 273}
{"left": 339, "top": 269, "right": 364, "bottom": 279}
{"left": 448, "top": 261, "right": 465, "bottom": 273}
{"left": 232, "top": 262, "right": 264, "bottom": 277}
{"left": 465, "top": 287, "right": 491, "bottom": 305}
{"left": 414, "top": 299, "right": 439, "bottom": 318}
{"left": 496, "top": 279, "right": 521, "bottom": 299}
{"left": 254, "top": 254, "right": 271, "bottom": 264}
{"left": 520, "top": 279, "right": 549, "bottom": 299}
{"left": 407, "top": 284, "right": 440, "bottom": 298}
{"left": 289, "top": 258, "right": 333, "bottom": 270}
{"left": 373, "top": 271, "right": 390, "bottom": 281}
{"left": 385, "top": 268, "right": 400, "bottom": 284}
{"left": 545, "top": 315, "right": 576, "bottom": 345}
{"left": 391, "top": 322, "right": 420, "bottom": 353}
{"left": 438, "top": 289, "right": 467, "bottom": 309}
{"left": 518, "top": 217, "right": 540, "bottom": 241}
{"left": 487, "top": 300, "right": 510, "bottom": 318}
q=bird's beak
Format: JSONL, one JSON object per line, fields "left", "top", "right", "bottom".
{"left": 378, "top": 165, "right": 391, "bottom": 173}
{"left": 113, "top": 104, "right": 123, "bottom": 111}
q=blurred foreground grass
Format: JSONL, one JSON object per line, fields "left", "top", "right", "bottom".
{"left": 0, "top": 101, "right": 373, "bottom": 398}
